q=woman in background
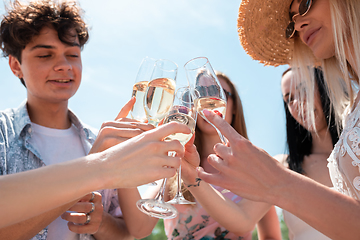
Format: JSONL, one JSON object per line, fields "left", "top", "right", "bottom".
{"left": 277, "top": 67, "right": 340, "bottom": 240}
{"left": 117, "top": 71, "right": 281, "bottom": 240}
{"left": 164, "top": 71, "right": 281, "bottom": 240}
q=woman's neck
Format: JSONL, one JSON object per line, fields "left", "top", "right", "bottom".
{"left": 310, "top": 128, "right": 333, "bottom": 155}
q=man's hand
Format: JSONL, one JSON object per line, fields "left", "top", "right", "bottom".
{"left": 61, "top": 192, "right": 103, "bottom": 234}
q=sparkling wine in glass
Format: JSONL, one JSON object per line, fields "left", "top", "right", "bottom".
{"left": 130, "top": 57, "right": 158, "bottom": 186}
{"left": 130, "top": 57, "right": 156, "bottom": 122}
{"left": 136, "top": 59, "right": 179, "bottom": 219}
{"left": 165, "top": 86, "right": 197, "bottom": 205}
{"left": 185, "top": 57, "right": 228, "bottom": 144}
{"left": 144, "top": 59, "right": 177, "bottom": 127}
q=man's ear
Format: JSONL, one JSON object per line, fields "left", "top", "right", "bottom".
{"left": 9, "top": 55, "right": 23, "bottom": 79}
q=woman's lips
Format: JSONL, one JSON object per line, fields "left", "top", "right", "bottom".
{"left": 303, "top": 27, "right": 321, "bottom": 46}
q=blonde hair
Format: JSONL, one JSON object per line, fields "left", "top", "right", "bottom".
{"left": 288, "top": 0, "right": 360, "bottom": 131}
{"left": 168, "top": 71, "right": 249, "bottom": 202}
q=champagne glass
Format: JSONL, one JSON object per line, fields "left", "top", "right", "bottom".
{"left": 165, "top": 86, "right": 197, "bottom": 205}
{"left": 131, "top": 57, "right": 158, "bottom": 186}
{"left": 136, "top": 59, "right": 179, "bottom": 219}
{"left": 136, "top": 179, "right": 178, "bottom": 219}
{"left": 130, "top": 57, "right": 156, "bottom": 122}
{"left": 184, "top": 57, "right": 227, "bottom": 144}
{"left": 144, "top": 59, "right": 178, "bottom": 126}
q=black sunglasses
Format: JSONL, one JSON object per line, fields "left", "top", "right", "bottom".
{"left": 285, "top": 0, "right": 312, "bottom": 39}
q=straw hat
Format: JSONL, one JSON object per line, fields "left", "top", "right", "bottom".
{"left": 238, "top": 0, "right": 294, "bottom": 66}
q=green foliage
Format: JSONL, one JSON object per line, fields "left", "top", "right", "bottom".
{"left": 138, "top": 219, "right": 167, "bottom": 240}
{"left": 251, "top": 213, "right": 289, "bottom": 240}
{"left": 280, "top": 216, "right": 289, "bottom": 240}
{"left": 252, "top": 228, "right": 258, "bottom": 240}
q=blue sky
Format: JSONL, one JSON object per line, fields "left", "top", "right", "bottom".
{"left": 0, "top": 0, "right": 288, "bottom": 158}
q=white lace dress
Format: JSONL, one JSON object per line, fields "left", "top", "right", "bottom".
{"left": 328, "top": 102, "right": 360, "bottom": 199}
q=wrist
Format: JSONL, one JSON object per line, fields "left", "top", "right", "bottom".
{"left": 84, "top": 152, "right": 110, "bottom": 191}
{"left": 185, "top": 178, "right": 202, "bottom": 188}
{"left": 92, "top": 212, "right": 109, "bottom": 237}
{"left": 265, "top": 167, "right": 299, "bottom": 206}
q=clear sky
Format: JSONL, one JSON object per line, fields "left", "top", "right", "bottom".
{"left": 0, "top": 0, "right": 289, "bottom": 158}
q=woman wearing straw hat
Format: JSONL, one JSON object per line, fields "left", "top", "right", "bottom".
{"left": 196, "top": 0, "right": 360, "bottom": 239}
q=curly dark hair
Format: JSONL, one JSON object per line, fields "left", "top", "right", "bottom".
{"left": 0, "top": 0, "right": 89, "bottom": 86}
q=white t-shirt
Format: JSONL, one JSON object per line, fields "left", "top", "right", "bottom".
{"left": 30, "top": 123, "right": 86, "bottom": 240}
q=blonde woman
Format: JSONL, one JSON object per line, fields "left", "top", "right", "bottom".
{"left": 196, "top": 0, "right": 360, "bottom": 239}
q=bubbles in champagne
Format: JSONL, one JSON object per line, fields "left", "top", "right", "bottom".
{"left": 144, "top": 78, "right": 176, "bottom": 125}
{"left": 194, "top": 97, "right": 226, "bottom": 119}
{"left": 131, "top": 81, "right": 148, "bottom": 121}
{"left": 163, "top": 106, "right": 196, "bottom": 145}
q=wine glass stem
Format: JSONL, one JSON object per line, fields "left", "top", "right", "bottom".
{"left": 216, "top": 127, "right": 227, "bottom": 145}
{"left": 148, "top": 119, "right": 159, "bottom": 127}
{"left": 176, "top": 164, "right": 183, "bottom": 198}
{"left": 154, "top": 178, "right": 167, "bottom": 202}
{"left": 206, "top": 119, "right": 227, "bottom": 144}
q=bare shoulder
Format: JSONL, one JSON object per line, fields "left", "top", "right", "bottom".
{"left": 273, "top": 154, "right": 288, "bottom": 168}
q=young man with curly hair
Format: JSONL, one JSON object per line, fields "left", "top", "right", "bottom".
{"left": 0, "top": 0, "right": 131, "bottom": 239}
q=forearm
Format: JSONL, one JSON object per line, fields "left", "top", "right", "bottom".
{"left": 256, "top": 206, "right": 281, "bottom": 240}
{"left": 188, "top": 182, "right": 270, "bottom": 235}
{"left": 0, "top": 202, "right": 75, "bottom": 240}
{"left": 93, "top": 212, "right": 133, "bottom": 240}
{"left": 0, "top": 153, "right": 106, "bottom": 228}
{"left": 117, "top": 188, "right": 158, "bottom": 239}
{"left": 273, "top": 170, "right": 360, "bottom": 240}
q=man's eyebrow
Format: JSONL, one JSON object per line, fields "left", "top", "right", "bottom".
{"left": 30, "top": 44, "right": 55, "bottom": 50}
{"left": 30, "top": 43, "right": 81, "bottom": 51}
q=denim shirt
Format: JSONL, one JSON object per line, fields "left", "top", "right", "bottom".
{"left": 0, "top": 101, "right": 120, "bottom": 240}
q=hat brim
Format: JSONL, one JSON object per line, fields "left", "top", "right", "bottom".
{"left": 238, "top": 0, "right": 294, "bottom": 66}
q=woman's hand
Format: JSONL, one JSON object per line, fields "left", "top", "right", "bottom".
{"left": 196, "top": 110, "right": 286, "bottom": 204}
{"left": 181, "top": 135, "right": 201, "bottom": 186}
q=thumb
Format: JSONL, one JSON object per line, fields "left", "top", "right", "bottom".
{"left": 115, "top": 97, "right": 136, "bottom": 120}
